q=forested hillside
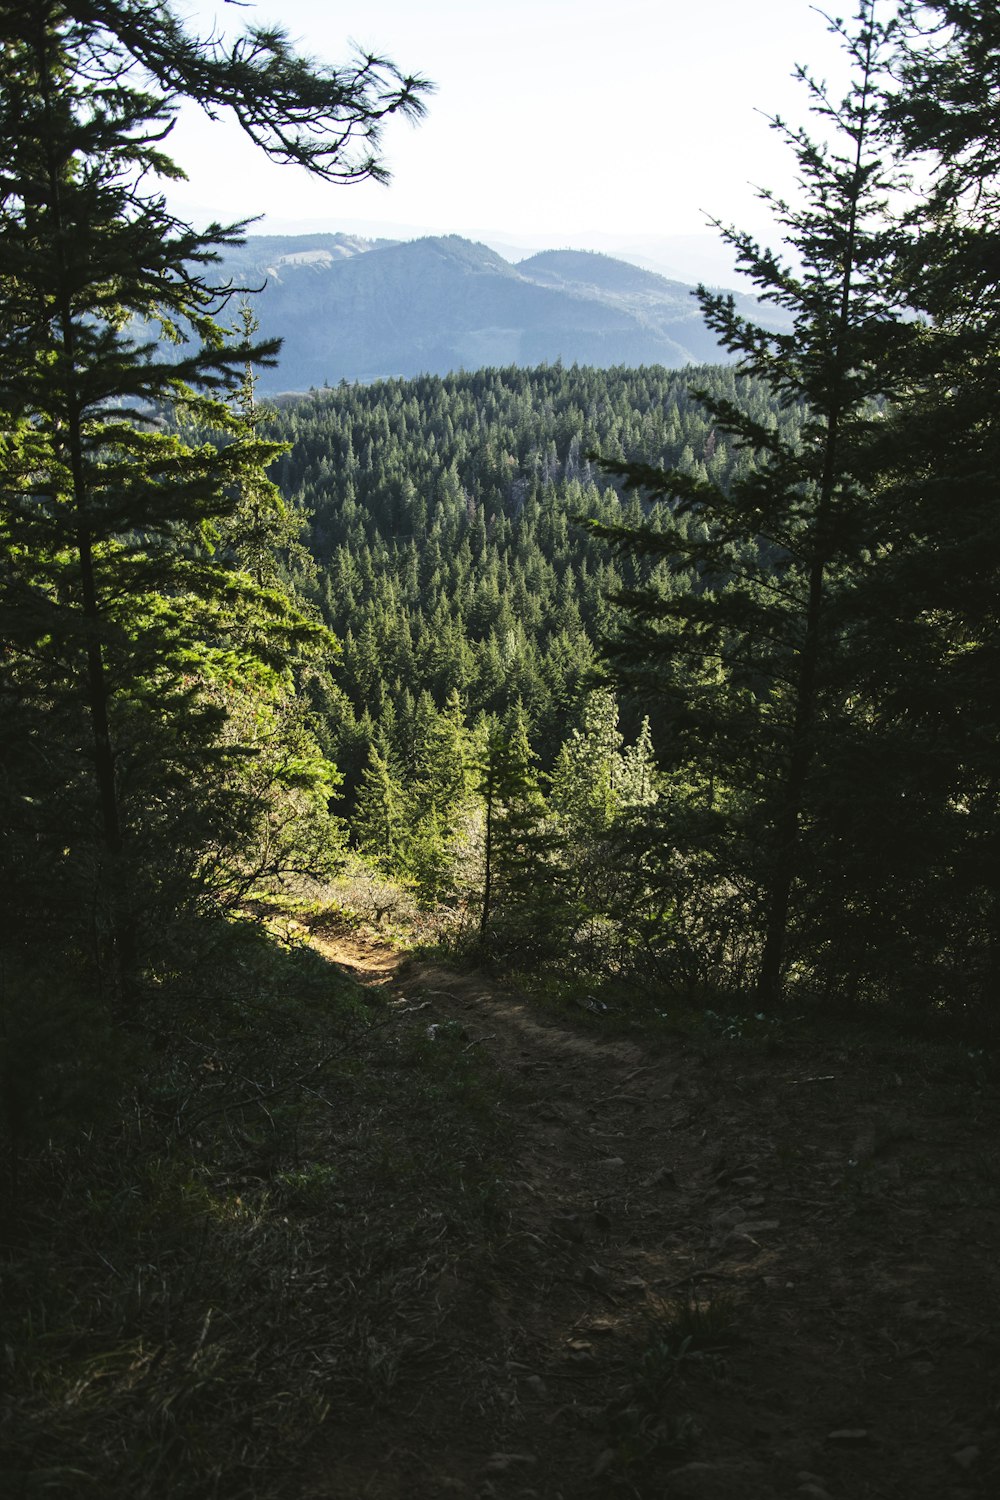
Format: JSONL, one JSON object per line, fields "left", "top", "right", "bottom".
{"left": 4, "top": 3, "right": 1000, "bottom": 1497}
{"left": 210, "top": 234, "right": 790, "bottom": 389}
{"left": 273, "top": 364, "right": 786, "bottom": 768}
{"left": 260, "top": 364, "right": 803, "bottom": 970}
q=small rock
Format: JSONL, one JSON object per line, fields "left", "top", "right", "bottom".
{"left": 592, "top": 1449, "right": 617, "bottom": 1478}
{"left": 714, "top": 1162, "right": 756, "bottom": 1184}
{"left": 599, "top": 1155, "right": 626, "bottom": 1168}
{"left": 735, "top": 1218, "right": 781, "bottom": 1234}
{"left": 529, "top": 1101, "right": 564, "bottom": 1121}
{"left": 621, "top": 1274, "right": 647, "bottom": 1293}
{"left": 827, "top": 1428, "right": 868, "bottom": 1444}
{"left": 523, "top": 1374, "right": 547, "bottom": 1396}
{"left": 720, "top": 1230, "right": 762, "bottom": 1257}
{"left": 484, "top": 1453, "right": 537, "bottom": 1473}
{"left": 642, "top": 1165, "right": 679, "bottom": 1189}
{"left": 582, "top": 1263, "right": 613, "bottom": 1291}
{"left": 573, "top": 994, "right": 608, "bottom": 1014}
{"left": 953, "top": 1446, "right": 981, "bottom": 1470}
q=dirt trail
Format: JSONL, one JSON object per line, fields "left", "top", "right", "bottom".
{"left": 306, "top": 924, "right": 1000, "bottom": 1500}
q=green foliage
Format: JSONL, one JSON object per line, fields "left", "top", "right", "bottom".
{"left": 581, "top": 3, "right": 1000, "bottom": 1018}
{"left": 269, "top": 363, "right": 782, "bottom": 781}
{"left": 353, "top": 744, "right": 411, "bottom": 873}
{"left": 474, "top": 705, "right": 555, "bottom": 956}
{"left": 255, "top": 6, "right": 1000, "bottom": 1028}
{"left": 270, "top": 365, "right": 759, "bottom": 978}
{"left": 0, "top": 0, "right": 407, "bottom": 1028}
{"left": 830, "top": 0, "right": 1000, "bottom": 1023}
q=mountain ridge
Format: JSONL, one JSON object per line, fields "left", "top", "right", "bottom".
{"left": 215, "top": 232, "right": 785, "bottom": 391}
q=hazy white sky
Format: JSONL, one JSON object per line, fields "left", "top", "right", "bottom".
{"left": 170, "top": 0, "right": 850, "bottom": 257}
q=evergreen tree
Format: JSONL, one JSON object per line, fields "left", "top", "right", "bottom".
{"left": 407, "top": 691, "right": 475, "bottom": 904}
{"left": 0, "top": 1, "right": 427, "bottom": 1015}
{"left": 353, "top": 744, "right": 410, "bottom": 874}
{"left": 218, "top": 305, "right": 316, "bottom": 591}
{"left": 476, "top": 707, "right": 552, "bottom": 954}
{"left": 618, "top": 717, "right": 659, "bottom": 812}
{"left": 545, "top": 689, "right": 655, "bottom": 968}
{"left": 588, "top": 4, "right": 908, "bottom": 1005}
{"left": 549, "top": 688, "right": 626, "bottom": 837}
{"left": 832, "top": 0, "right": 1000, "bottom": 1017}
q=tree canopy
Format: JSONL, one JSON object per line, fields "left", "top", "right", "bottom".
{"left": 0, "top": 0, "right": 428, "bottom": 1026}
{"left": 574, "top": 0, "right": 1000, "bottom": 1020}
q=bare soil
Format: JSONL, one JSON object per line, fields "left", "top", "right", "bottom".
{"left": 303, "top": 923, "right": 1000, "bottom": 1500}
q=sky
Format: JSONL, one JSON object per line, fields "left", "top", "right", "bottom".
{"left": 170, "top": 0, "right": 851, "bottom": 278}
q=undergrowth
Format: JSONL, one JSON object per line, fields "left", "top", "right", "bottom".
{"left": 599, "top": 1293, "right": 741, "bottom": 1489}
{"left": 0, "top": 915, "right": 510, "bottom": 1499}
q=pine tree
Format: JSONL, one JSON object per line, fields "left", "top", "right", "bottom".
{"left": 835, "top": 0, "right": 1000, "bottom": 1018}
{"left": 353, "top": 745, "right": 411, "bottom": 874}
{"left": 588, "top": 4, "right": 908, "bottom": 1005}
{"left": 618, "top": 717, "right": 659, "bottom": 812}
{"left": 218, "top": 305, "right": 315, "bottom": 591}
{"left": 476, "top": 707, "right": 552, "bottom": 955}
{"left": 407, "top": 691, "right": 474, "bottom": 904}
{"left": 549, "top": 688, "right": 626, "bottom": 837}
{"left": 0, "top": 1, "right": 428, "bottom": 1008}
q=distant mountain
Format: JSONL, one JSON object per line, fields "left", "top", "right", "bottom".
{"left": 213, "top": 233, "right": 786, "bottom": 392}
{"left": 515, "top": 249, "right": 687, "bottom": 297}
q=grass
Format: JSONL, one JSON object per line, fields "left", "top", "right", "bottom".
{"left": 596, "top": 1292, "right": 740, "bottom": 1489}
{"left": 0, "top": 913, "right": 511, "bottom": 1500}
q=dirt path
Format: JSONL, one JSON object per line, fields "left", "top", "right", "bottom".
{"left": 305, "top": 924, "right": 1000, "bottom": 1500}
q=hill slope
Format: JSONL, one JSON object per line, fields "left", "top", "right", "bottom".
{"left": 304, "top": 918, "right": 1000, "bottom": 1500}
{"left": 216, "top": 233, "right": 785, "bottom": 390}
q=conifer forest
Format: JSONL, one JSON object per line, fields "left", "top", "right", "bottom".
{"left": 2, "top": 4, "right": 1000, "bottom": 1498}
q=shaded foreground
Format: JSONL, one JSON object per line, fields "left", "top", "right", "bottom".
{"left": 3, "top": 916, "right": 998, "bottom": 1499}
{"left": 304, "top": 924, "right": 1000, "bottom": 1499}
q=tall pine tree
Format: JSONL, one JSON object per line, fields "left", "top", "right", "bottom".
{"left": 588, "top": 4, "right": 908, "bottom": 1005}
{"left": 0, "top": 1, "right": 427, "bottom": 1007}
